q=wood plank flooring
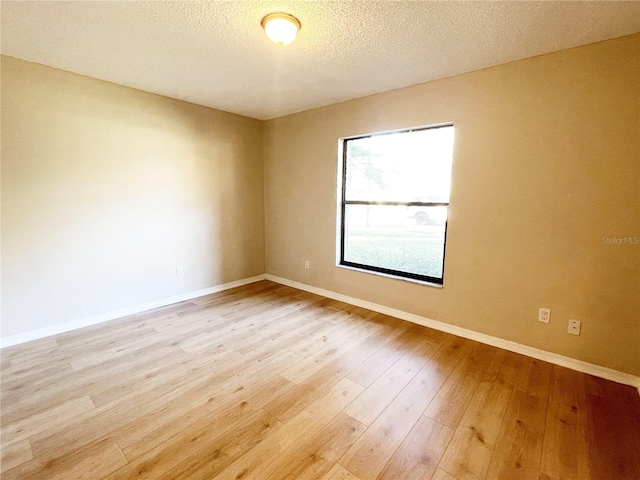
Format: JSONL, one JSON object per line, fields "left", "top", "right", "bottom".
{"left": 1, "top": 280, "right": 639, "bottom": 480}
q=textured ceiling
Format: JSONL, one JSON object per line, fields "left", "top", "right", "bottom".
{"left": 2, "top": 1, "right": 640, "bottom": 120}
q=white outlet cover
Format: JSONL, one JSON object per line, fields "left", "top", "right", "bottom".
{"left": 538, "top": 308, "right": 550, "bottom": 323}
{"left": 567, "top": 319, "right": 581, "bottom": 335}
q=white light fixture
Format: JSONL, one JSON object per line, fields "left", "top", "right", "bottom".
{"left": 261, "top": 13, "right": 301, "bottom": 45}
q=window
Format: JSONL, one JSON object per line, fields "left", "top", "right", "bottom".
{"left": 338, "top": 124, "right": 455, "bottom": 285}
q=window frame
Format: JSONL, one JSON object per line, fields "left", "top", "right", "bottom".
{"left": 337, "top": 123, "right": 453, "bottom": 286}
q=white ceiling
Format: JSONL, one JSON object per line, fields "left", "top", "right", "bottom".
{"left": 2, "top": 1, "right": 639, "bottom": 120}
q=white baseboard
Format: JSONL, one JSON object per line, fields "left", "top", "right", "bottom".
{"left": 265, "top": 274, "right": 640, "bottom": 392}
{"left": 0, "top": 274, "right": 266, "bottom": 349}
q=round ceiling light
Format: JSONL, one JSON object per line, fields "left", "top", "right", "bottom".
{"left": 261, "top": 13, "right": 301, "bottom": 45}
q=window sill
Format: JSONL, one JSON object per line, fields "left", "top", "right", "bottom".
{"left": 335, "top": 263, "right": 444, "bottom": 289}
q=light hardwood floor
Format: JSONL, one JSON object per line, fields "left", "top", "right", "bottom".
{"left": 1, "top": 280, "right": 639, "bottom": 480}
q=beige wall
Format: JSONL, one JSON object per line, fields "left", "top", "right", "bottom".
{"left": 2, "top": 35, "right": 638, "bottom": 376}
{"left": 1, "top": 56, "right": 265, "bottom": 338}
{"left": 264, "top": 34, "right": 640, "bottom": 376}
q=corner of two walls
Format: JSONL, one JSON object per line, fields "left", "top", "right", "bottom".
{"left": 2, "top": 34, "right": 639, "bottom": 380}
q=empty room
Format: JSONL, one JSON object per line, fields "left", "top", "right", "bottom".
{"left": 1, "top": 2, "right": 639, "bottom": 479}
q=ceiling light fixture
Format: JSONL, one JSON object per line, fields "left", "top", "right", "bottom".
{"left": 261, "top": 13, "right": 301, "bottom": 45}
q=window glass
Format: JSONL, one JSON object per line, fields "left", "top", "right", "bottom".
{"left": 339, "top": 125, "right": 454, "bottom": 284}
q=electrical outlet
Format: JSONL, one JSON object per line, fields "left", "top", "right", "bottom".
{"left": 304, "top": 260, "right": 310, "bottom": 269}
{"left": 176, "top": 267, "right": 184, "bottom": 278}
{"left": 538, "top": 308, "right": 550, "bottom": 323}
{"left": 567, "top": 319, "right": 581, "bottom": 336}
